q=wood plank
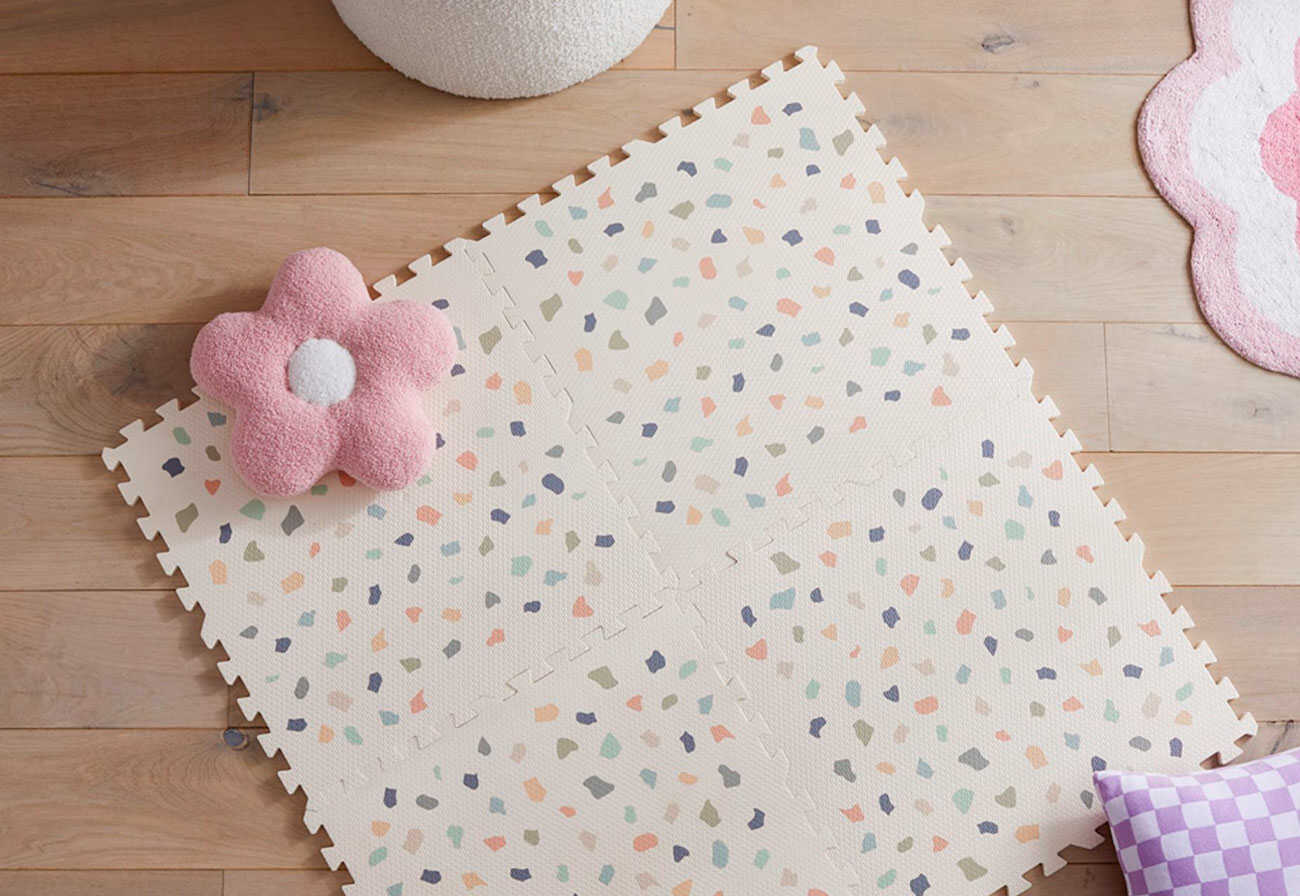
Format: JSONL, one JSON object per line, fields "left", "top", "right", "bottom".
{"left": 677, "top": 0, "right": 1190, "bottom": 74}
{"left": 1176, "top": 588, "right": 1300, "bottom": 723}
{"left": 1106, "top": 323, "right": 1300, "bottom": 452}
{"left": 223, "top": 870, "right": 349, "bottom": 896}
{"left": 861, "top": 73, "right": 1155, "bottom": 196}
{"left": 1081, "top": 453, "right": 1300, "bottom": 586}
{"left": 250, "top": 70, "right": 730, "bottom": 195}
{"left": 0, "top": 0, "right": 376, "bottom": 73}
{"left": 0, "top": 74, "right": 250, "bottom": 197}
{"left": 0, "top": 456, "right": 176, "bottom": 591}
{"left": 0, "top": 591, "right": 227, "bottom": 728}
{"left": 0, "top": 195, "right": 513, "bottom": 325}
{"left": 0, "top": 730, "right": 327, "bottom": 869}
{"left": 0, "top": 871, "right": 221, "bottom": 896}
{"left": 0, "top": 325, "right": 197, "bottom": 456}
{"left": 930, "top": 196, "right": 1196, "bottom": 323}
{"left": 0, "top": 0, "right": 673, "bottom": 74}
{"left": 1002, "top": 322, "right": 1109, "bottom": 450}
{"left": 250, "top": 70, "right": 1155, "bottom": 196}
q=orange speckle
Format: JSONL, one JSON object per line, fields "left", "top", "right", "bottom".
{"left": 770, "top": 173, "right": 786, "bottom": 188}
{"left": 210, "top": 560, "right": 227, "bottom": 585}
{"left": 1062, "top": 696, "right": 1083, "bottom": 712}
{"left": 736, "top": 415, "right": 753, "bottom": 436}
{"left": 416, "top": 505, "right": 441, "bottom": 525}
{"left": 850, "top": 415, "right": 867, "bottom": 432}
{"left": 597, "top": 187, "right": 613, "bottom": 208}
{"left": 821, "top": 623, "right": 838, "bottom": 640}
{"left": 1139, "top": 619, "right": 1162, "bottom": 637}
{"left": 462, "top": 873, "right": 486, "bottom": 890}
{"left": 827, "top": 521, "right": 852, "bottom": 539}
{"left": 776, "top": 298, "right": 802, "bottom": 317}
{"left": 633, "top": 833, "right": 658, "bottom": 852}
{"left": 876, "top": 762, "right": 895, "bottom": 774}
{"left": 1016, "top": 825, "right": 1040, "bottom": 843}
{"left": 1026, "top": 745, "right": 1048, "bottom": 769}
{"left": 931, "top": 386, "right": 952, "bottom": 406}
{"left": 880, "top": 646, "right": 899, "bottom": 669}
{"left": 337, "top": 471, "right": 356, "bottom": 486}
{"left": 534, "top": 518, "right": 552, "bottom": 535}
{"left": 995, "top": 730, "right": 1011, "bottom": 741}
{"left": 677, "top": 772, "right": 698, "bottom": 785}
{"left": 819, "top": 550, "right": 837, "bottom": 567}
{"left": 575, "top": 348, "right": 592, "bottom": 371}
{"left": 700, "top": 397, "right": 716, "bottom": 417}
{"left": 1077, "top": 545, "right": 1095, "bottom": 563}
{"left": 804, "top": 395, "right": 825, "bottom": 409}
{"left": 281, "top": 572, "right": 304, "bottom": 594}
{"left": 372, "top": 820, "right": 390, "bottom": 836}
{"left": 1042, "top": 459, "right": 1064, "bottom": 480}
{"left": 710, "top": 725, "right": 734, "bottom": 743}
{"left": 453, "top": 492, "right": 473, "bottom": 505}
{"left": 933, "top": 836, "right": 948, "bottom": 852}
{"left": 308, "top": 542, "right": 320, "bottom": 558}
{"left": 645, "top": 359, "right": 669, "bottom": 380}
{"left": 743, "top": 226, "right": 765, "bottom": 244}
{"left": 523, "top": 778, "right": 546, "bottom": 802}
{"left": 484, "top": 372, "right": 502, "bottom": 390}
{"left": 868, "top": 181, "right": 886, "bottom": 203}
{"left": 572, "top": 596, "right": 593, "bottom": 618}
{"left": 442, "top": 607, "right": 462, "bottom": 622}
{"left": 745, "top": 638, "right": 768, "bottom": 660}
{"left": 318, "top": 725, "right": 333, "bottom": 743}
{"left": 775, "top": 473, "right": 792, "bottom": 496}
{"left": 814, "top": 246, "right": 835, "bottom": 265}
{"left": 567, "top": 270, "right": 584, "bottom": 286}
{"left": 371, "top": 629, "right": 388, "bottom": 651}
{"left": 559, "top": 806, "right": 576, "bottom": 818}
{"left": 840, "top": 804, "right": 864, "bottom": 822}
{"left": 337, "top": 610, "right": 351, "bottom": 630}
{"left": 410, "top": 690, "right": 426, "bottom": 713}
{"left": 533, "top": 703, "right": 558, "bottom": 722}
{"left": 841, "top": 173, "right": 856, "bottom": 188}
{"left": 914, "top": 696, "right": 939, "bottom": 715}
{"left": 900, "top": 574, "right": 919, "bottom": 596}
{"left": 513, "top": 381, "right": 532, "bottom": 404}
{"left": 956, "top": 609, "right": 976, "bottom": 634}
{"left": 456, "top": 451, "right": 477, "bottom": 470}
{"left": 486, "top": 628, "right": 504, "bottom": 646}
{"left": 686, "top": 506, "right": 703, "bottom": 525}
{"left": 625, "top": 694, "right": 642, "bottom": 711}
{"left": 699, "top": 257, "right": 717, "bottom": 279}
{"left": 750, "top": 105, "right": 770, "bottom": 125}
{"left": 769, "top": 394, "right": 786, "bottom": 409}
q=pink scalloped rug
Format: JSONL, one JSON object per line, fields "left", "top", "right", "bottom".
{"left": 1139, "top": 0, "right": 1300, "bottom": 378}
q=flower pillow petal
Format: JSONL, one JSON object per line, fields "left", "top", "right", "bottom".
{"left": 1095, "top": 748, "right": 1300, "bottom": 896}
{"left": 190, "top": 247, "right": 456, "bottom": 495}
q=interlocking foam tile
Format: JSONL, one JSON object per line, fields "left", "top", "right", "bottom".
{"left": 471, "top": 51, "right": 1021, "bottom": 584}
{"left": 688, "top": 392, "right": 1253, "bottom": 895}
{"left": 106, "top": 47, "right": 1254, "bottom": 894}
{"left": 105, "top": 251, "right": 666, "bottom": 811}
{"left": 315, "top": 599, "right": 852, "bottom": 895}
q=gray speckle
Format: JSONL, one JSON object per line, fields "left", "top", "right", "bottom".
{"left": 981, "top": 32, "right": 1016, "bottom": 53}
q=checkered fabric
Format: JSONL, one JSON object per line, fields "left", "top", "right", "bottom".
{"left": 1096, "top": 748, "right": 1300, "bottom": 896}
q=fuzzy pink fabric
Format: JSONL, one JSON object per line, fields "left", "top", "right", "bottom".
{"left": 190, "top": 248, "right": 456, "bottom": 495}
{"left": 1139, "top": 0, "right": 1300, "bottom": 378}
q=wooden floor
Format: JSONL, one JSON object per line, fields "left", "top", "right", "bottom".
{"left": 2, "top": 2, "right": 1299, "bottom": 894}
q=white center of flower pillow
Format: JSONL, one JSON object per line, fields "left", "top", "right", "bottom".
{"left": 287, "top": 338, "right": 356, "bottom": 406}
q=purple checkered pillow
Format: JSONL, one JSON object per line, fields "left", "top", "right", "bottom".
{"left": 1095, "top": 748, "right": 1300, "bottom": 896}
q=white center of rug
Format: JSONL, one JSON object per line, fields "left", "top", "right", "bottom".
{"left": 287, "top": 338, "right": 355, "bottom": 406}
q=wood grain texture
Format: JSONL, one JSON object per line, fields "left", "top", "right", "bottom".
{"left": 1082, "top": 453, "right": 1300, "bottom": 586}
{"left": 1106, "top": 323, "right": 1300, "bottom": 452}
{"left": 250, "top": 70, "right": 1156, "bottom": 196}
{"left": 250, "top": 70, "right": 733, "bottom": 195}
{"left": 224, "top": 870, "right": 350, "bottom": 896}
{"left": 0, "top": 1, "right": 674, "bottom": 74}
{"left": 0, "top": 730, "right": 329, "bottom": 869}
{"left": 1176, "top": 588, "right": 1300, "bottom": 723}
{"left": 0, "top": 194, "right": 514, "bottom": 325}
{"left": 0, "top": 870, "right": 221, "bottom": 896}
{"left": 0, "top": 74, "right": 250, "bottom": 197}
{"left": 862, "top": 73, "right": 1156, "bottom": 196}
{"left": 1003, "top": 322, "right": 1109, "bottom": 450}
{"left": 678, "top": 0, "right": 1191, "bottom": 74}
{"left": 931, "top": 196, "right": 1196, "bottom": 323}
{"left": 0, "top": 456, "right": 178, "bottom": 591}
{"left": 0, "top": 325, "right": 198, "bottom": 456}
{"left": 0, "top": 591, "right": 226, "bottom": 728}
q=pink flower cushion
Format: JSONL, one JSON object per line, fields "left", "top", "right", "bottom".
{"left": 190, "top": 248, "right": 456, "bottom": 495}
{"left": 1095, "top": 748, "right": 1300, "bottom": 896}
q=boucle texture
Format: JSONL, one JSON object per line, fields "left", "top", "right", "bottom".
{"left": 332, "top": 0, "right": 671, "bottom": 99}
{"left": 190, "top": 248, "right": 456, "bottom": 496}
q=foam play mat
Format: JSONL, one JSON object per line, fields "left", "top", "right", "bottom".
{"left": 106, "top": 48, "right": 1255, "bottom": 894}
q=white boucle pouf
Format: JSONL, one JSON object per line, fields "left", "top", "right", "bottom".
{"left": 332, "top": 0, "right": 671, "bottom": 100}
